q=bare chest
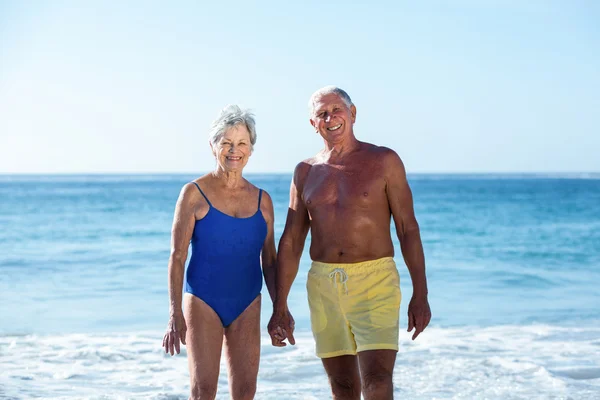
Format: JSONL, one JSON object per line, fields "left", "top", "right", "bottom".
{"left": 302, "top": 164, "right": 386, "bottom": 210}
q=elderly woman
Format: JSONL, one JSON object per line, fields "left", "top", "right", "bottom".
{"left": 162, "top": 105, "right": 277, "bottom": 400}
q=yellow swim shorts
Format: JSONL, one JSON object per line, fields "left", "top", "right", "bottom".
{"left": 306, "top": 257, "right": 401, "bottom": 358}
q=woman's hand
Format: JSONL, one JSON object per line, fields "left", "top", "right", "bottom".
{"left": 162, "top": 311, "right": 187, "bottom": 355}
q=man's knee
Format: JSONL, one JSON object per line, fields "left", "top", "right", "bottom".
{"left": 190, "top": 382, "right": 217, "bottom": 400}
{"left": 362, "top": 369, "right": 393, "bottom": 392}
{"left": 231, "top": 380, "right": 257, "bottom": 400}
{"left": 328, "top": 374, "right": 361, "bottom": 399}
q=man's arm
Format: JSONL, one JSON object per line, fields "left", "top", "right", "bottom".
{"left": 384, "top": 150, "right": 431, "bottom": 340}
{"left": 268, "top": 162, "right": 311, "bottom": 346}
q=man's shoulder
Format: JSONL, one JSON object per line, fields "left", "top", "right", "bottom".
{"left": 292, "top": 158, "right": 316, "bottom": 186}
{"left": 299, "top": 156, "right": 319, "bottom": 166}
{"left": 360, "top": 142, "right": 401, "bottom": 162}
{"left": 294, "top": 157, "right": 316, "bottom": 173}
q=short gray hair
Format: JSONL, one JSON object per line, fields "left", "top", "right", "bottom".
{"left": 308, "top": 86, "right": 353, "bottom": 116}
{"left": 209, "top": 105, "right": 257, "bottom": 150}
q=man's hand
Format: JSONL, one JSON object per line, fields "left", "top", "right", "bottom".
{"left": 407, "top": 295, "right": 431, "bottom": 340}
{"left": 268, "top": 309, "right": 296, "bottom": 347}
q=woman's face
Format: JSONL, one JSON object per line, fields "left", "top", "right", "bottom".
{"left": 212, "top": 124, "right": 252, "bottom": 173}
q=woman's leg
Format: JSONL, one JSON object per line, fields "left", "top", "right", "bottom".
{"left": 223, "top": 295, "right": 261, "bottom": 400}
{"left": 184, "top": 293, "right": 224, "bottom": 400}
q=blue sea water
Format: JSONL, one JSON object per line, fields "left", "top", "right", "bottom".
{"left": 1, "top": 173, "right": 599, "bottom": 399}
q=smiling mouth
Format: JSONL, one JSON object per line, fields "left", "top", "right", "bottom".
{"left": 327, "top": 124, "right": 342, "bottom": 131}
{"left": 226, "top": 156, "right": 242, "bottom": 161}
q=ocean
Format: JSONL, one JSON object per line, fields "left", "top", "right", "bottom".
{"left": 1, "top": 173, "right": 599, "bottom": 399}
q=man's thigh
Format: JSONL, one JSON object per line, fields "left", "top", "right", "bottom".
{"left": 321, "top": 355, "right": 361, "bottom": 399}
{"left": 357, "top": 349, "right": 397, "bottom": 380}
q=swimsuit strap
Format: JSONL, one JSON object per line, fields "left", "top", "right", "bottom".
{"left": 191, "top": 182, "right": 212, "bottom": 207}
{"left": 257, "top": 189, "right": 263, "bottom": 211}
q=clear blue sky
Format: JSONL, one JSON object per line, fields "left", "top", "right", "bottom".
{"left": 1, "top": 0, "right": 598, "bottom": 174}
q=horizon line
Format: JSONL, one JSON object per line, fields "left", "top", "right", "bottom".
{"left": 1, "top": 171, "right": 600, "bottom": 176}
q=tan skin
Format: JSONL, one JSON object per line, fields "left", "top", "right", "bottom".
{"left": 162, "top": 124, "right": 277, "bottom": 400}
{"left": 268, "top": 92, "right": 431, "bottom": 400}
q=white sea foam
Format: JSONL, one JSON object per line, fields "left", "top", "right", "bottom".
{"left": 1, "top": 324, "right": 599, "bottom": 399}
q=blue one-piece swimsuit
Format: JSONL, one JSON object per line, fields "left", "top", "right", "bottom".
{"left": 185, "top": 182, "right": 267, "bottom": 327}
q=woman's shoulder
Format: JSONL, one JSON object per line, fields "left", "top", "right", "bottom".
{"left": 244, "top": 179, "right": 268, "bottom": 197}
{"left": 179, "top": 175, "right": 213, "bottom": 204}
{"left": 186, "top": 174, "right": 215, "bottom": 193}
{"left": 192, "top": 173, "right": 213, "bottom": 186}
{"left": 255, "top": 188, "right": 274, "bottom": 213}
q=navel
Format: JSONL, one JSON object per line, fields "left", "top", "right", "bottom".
{"left": 363, "top": 192, "right": 368, "bottom": 197}
{"left": 306, "top": 199, "right": 312, "bottom": 205}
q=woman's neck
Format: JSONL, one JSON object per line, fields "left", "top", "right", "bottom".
{"left": 211, "top": 169, "right": 245, "bottom": 189}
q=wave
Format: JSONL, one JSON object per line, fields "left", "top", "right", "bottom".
{"left": 1, "top": 324, "right": 599, "bottom": 399}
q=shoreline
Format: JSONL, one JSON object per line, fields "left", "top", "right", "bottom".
{"left": 2, "top": 325, "right": 599, "bottom": 399}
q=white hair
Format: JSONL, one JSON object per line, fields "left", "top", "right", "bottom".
{"left": 308, "top": 86, "right": 353, "bottom": 116}
{"left": 208, "top": 105, "right": 257, "bottom": 150}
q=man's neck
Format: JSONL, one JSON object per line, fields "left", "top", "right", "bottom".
{"left": 320, "top": 137, "right": 361, "bottom": 164}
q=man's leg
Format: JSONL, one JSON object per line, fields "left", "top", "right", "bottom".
{"left": 322, "top": 355, "right": 362, "bottom": 400}
{"left": 357, "top": 350, "right": 397, "bottom": 400}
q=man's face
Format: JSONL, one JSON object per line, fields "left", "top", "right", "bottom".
{"left": 310, "top": 93, "right": 356, "bottom": 144}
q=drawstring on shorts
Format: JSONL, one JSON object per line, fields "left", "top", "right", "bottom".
{"left": 329, "top": 268, "right": 349, "bottom": 295}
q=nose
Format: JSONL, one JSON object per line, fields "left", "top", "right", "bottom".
{"left": 325, "top": 114, "right": 332, "bottom": 122}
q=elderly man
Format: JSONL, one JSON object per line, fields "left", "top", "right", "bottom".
{"left": 268, "top": 86, "right": 431, "bottom": 400}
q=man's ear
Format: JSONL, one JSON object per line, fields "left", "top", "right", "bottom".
{"left": 350, "top": 104, "right": 357, "bottom": 123}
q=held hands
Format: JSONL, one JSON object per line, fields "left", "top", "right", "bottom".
{"left": 267, "top": 308, "right": 296, "bottom": 347}
{"left": 407, "top": 294, "right": 431, "bottom": 340}
{"left": 162, "top": 311, "right": 187, "bottom": 355}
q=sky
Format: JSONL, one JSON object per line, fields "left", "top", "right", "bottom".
{"left": 0, "top": 0, "right": 598, "bottom": 174}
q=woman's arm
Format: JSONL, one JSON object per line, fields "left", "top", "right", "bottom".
{"left": 163, "top": 183, "right": 199, "bottom": 355}
{"left": 260, "top": 190, "right": 277, "bottom": 303}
